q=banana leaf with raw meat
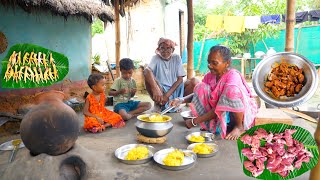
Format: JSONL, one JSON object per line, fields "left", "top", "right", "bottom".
{"left": 237, "top": 123, "right": 319, "bottom": 180}
{"left": 1, "top": 43, "right": 69, "bottom": 88}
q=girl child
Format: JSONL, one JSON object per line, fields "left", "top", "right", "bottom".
{"left": 83, "top": 74, "right": 125, "bottom": 133}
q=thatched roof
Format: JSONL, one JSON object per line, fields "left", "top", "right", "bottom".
{"left": 0, "top": 0, "right": 115, "bottom": 23}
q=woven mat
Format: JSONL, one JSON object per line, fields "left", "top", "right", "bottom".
{"left": 136, "top": 134, "right": 166, "bottom": 144}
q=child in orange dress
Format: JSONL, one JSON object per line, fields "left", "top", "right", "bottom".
{"left": 83, "top": 74, "right": 125, "bottom": 133}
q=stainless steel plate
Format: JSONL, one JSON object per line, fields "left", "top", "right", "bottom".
{"left": 185, "top": 132, "right": 215, "bottom": 144}
{"left": 180, "top": 110, "right": 196, "bottom": 121}
{"left": 187, "top": 143, "right": 219, "bottom": 158}
{"left": 114, "top": 144, "right": 155, "bottom": 165}
{"left": 0, "top": 139, "right": 25, "bottom": 151}
{"left": 153, "top": 148, "right": 197, "bottom": 171}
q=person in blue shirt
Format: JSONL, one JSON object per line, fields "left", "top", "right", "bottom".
{"left": 144, "top": 38, "right": 199, "bottom": 112}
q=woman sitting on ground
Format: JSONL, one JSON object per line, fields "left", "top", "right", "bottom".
{"left": 171, "top": 45, "right": 258, "bottom": 140}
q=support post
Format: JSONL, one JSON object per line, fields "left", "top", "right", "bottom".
{"left": 285, "top": 0, "right": 296, "bottom": 52}
{"left": 115, "top": 0, "right": 121, "bottom": 77}
{"left": 186, "top": 0, "right": 194, "bottom": 79}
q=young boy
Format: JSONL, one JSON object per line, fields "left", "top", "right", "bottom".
{"left": 109, "top": 58, "right": 151, "bottom": 120}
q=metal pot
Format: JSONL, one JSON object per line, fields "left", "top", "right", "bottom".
{"left": 252, "top": 52, "right": 319, "bottom": 108}
{"left": 135, "top": 120, "right": 173, "bottom": 138}
{"left": 292, "top": 104, "right": 320, "bottom": 120}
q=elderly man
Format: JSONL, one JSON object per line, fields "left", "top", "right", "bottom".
{"left": 144, "top": 38, "right": 198, "bottom": 112}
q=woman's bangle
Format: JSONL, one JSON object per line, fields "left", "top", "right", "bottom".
{"left": 191, "top": 118, "right": 197, "bottom": 126}
{"left": 178, "top": 97, "right": 184, "bottom": 103}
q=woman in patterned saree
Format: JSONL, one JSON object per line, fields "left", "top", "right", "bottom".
{"left": 171, "top": 45, "right": 258, "bottom": 140}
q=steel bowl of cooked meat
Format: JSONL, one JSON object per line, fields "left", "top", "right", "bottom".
{"left": 252, "top": 52, "right": 318, "bottom": 108}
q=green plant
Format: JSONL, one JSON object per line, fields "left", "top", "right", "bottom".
{"left": 91, "top": 19, "right": 104, "bottom": 37}
{"left": 92, "top": 54, "right": 101, "bottom": 65}
{"left": 133, "top": 59, "right": 142, "bottom": 69}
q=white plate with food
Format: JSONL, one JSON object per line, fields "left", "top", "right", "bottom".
{"left": 187, "top": 143, "right": 219, "bottom": 158}
{"left": 185, "top": 132, "right": 215, "bottom": 144}
{"left": 114, "top": 144, "right": 155, "bottom": 165}
{"left": 153, "top": 148, "right": 197, "bottom": 171}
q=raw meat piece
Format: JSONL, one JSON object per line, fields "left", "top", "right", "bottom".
{"left": 273, "top": 133, "right": 284, "bottom": 140}
{"left": 254, "top": 128, "right": 268, "bottom": 139}
{"left": 251, "top": 135, "right": 261, "bottom": 149}
{"left": 252, "top": 169, "right": 264, "bottom": 177}
{"left": 287, "top": 146, "right": 296, "bottom": 153}
{"left": 274, "top": 143, "right": 286, "bottom": 156}
{"left": 284, "top": 129, "right": 296, "bottom": 146}
{"left": 259, "top": 147, "right": 268, "bottom": 156}
{"left": 256, "top": 158, "right": 265, "bottom": 170}
{"left": 240, "top": 134, "right": 252, "bottom": 145}
{"left": 278, "top": 170, "right": 289, "bottom": 177}
{"left": 244, "top": 160, "right": 257, "bottom": 172}
{"left": 266, "top": 132, "right": 274, "bottom": 143}
{"left": 242, "top": 148, "right": 255, "bottom": 162}
{"left": 281, "top": 157, "right": 295, "bottom": 166}
{"left": 276, "top": 138, "right": 286, "bottom": 144}
{"left": 267, "top": 156, "right": 282, "bottom": 173}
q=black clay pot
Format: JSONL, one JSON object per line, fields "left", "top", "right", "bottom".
{"left": 20, "top": 91, "right": 79, "bottom": 156}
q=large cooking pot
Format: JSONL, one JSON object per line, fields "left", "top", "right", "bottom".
{"left": 252, "top": 52, "right": 319, "bottom": 108}
{"left": 135, "top": 115, "right": 173, "bottom": 137}
{"left": 20, "top": 91, "right": 79, "bottom": 156}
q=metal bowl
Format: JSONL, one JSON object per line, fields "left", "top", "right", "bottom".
{"left": 252, "top": 52, "right": 319, "bottom": 108}
{"left": 180, "top": 111, "right": 196, "bottom": 121}
{"left": 153, "top": 148, "right": 197, "bottom": 171}
{"left": 114, "top": 144, "right": 155, "bottom": 165}
{"left": 135, "top": 120, "right": 173, "bottom": 138}
{"left": 187, "top": 143, "right": 219, "bottom": 158}
{"left": 137, "top": 114, "right": 172, "bottom": 122}
{"left": 185, "top": 132, "right": 215, "bottom": 144}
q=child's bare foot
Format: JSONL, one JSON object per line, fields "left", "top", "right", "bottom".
{"left": 112, "top": 120, "right": 125, "bottom": 128}
{"left": 225, "top": 127, "right": 245, "bottom": 140}
{"left": 104, "top": 123, "right": 112, "bottom": 128}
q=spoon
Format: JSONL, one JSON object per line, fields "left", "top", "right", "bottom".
{"left": 9, "top": 139, "right": 21, "bottom": 163}
{"left": 200, "top": 132, "right": 214, "bottom": 142}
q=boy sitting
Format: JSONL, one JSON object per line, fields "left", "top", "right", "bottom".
{"left": 109, "top": 58, "right": 151, "bottom": 120}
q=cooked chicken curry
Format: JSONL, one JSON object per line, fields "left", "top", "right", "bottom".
{"left": 264, "top": 61, "right": 304, "bottom": 98}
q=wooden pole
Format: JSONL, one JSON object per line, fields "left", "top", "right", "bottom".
{"left": 186, "top": 0, "right": 194, "bottom": 79}
{"left": 115, "top": 0, "right": 121, "bottom": 78}
{"left": 285, "top": 0, "right": 296, "bottom": 52}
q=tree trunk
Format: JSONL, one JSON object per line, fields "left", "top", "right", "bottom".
{"left": 186, "top": 0, "right": 194, "bottom": 79}
{"left": 285, "top": 0, "right": 295, "bottom": 52}
{"left": 115, "top": 0, "right": 121, "bottom": 78}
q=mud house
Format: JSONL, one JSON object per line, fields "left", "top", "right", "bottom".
{"left": 0, "top": 0, "right": 115, "bottom": 112}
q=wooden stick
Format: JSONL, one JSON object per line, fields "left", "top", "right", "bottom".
{"left": 279, "top": 108, "right": 317, "bottom": 123}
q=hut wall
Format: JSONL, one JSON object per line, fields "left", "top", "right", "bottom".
{"left": 102, "top": 0, "right": 187, "bottom": 65}
{"left": 0, "top": 5, "right": 91, "bottom": 93}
